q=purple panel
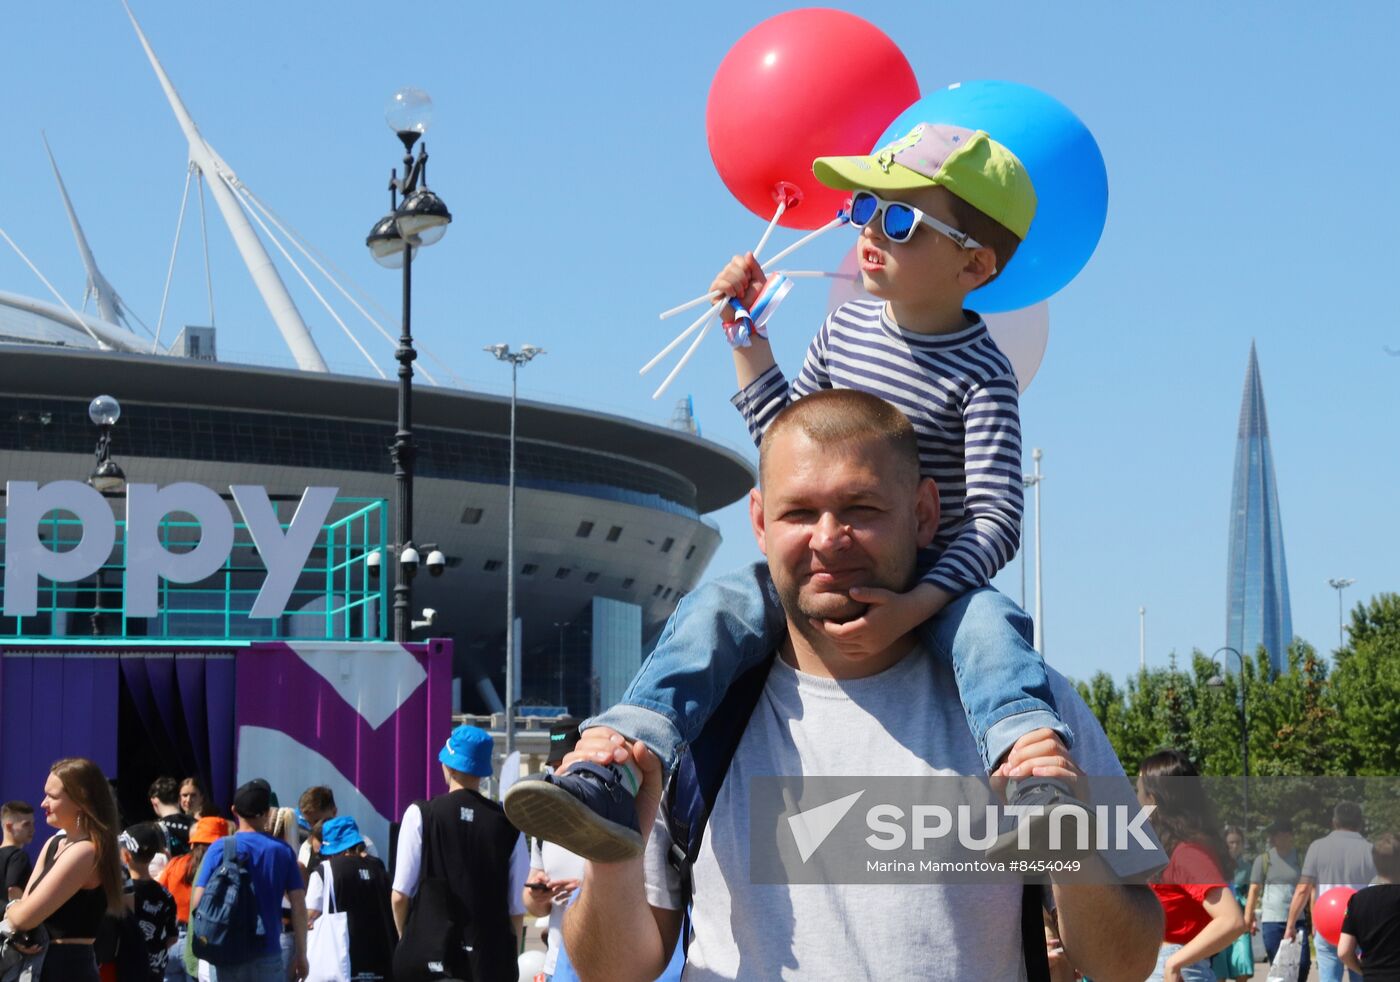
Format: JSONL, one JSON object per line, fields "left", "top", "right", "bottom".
{"left": 68, "top": 656, "right": 119, "bottom": 779}
{"left": 423, "top": 640, "right": 454, "bottom": 808}
{"left": 235, "top": 643, "right": 445, "bottom": 826}
{"left": 34, "top": 657, "right": 69, "bottom": 792}
{"left": 0, "top": 652, "right": 38, "bottom": 804}
{"left": 204, "top": 655, "right": 237, "bottom": 808}
{"left": 0, "top": 652, "right": 118, "bottom": 852}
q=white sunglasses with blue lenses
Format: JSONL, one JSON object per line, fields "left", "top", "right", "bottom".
{"left": 848, "top": 190, "right": 983, "bottom": 249}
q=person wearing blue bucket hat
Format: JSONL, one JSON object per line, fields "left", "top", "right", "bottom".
{"left": 391, "top": 725, "right": 528, "bottom": 982}
{"left": 305, "top": 815, "right": 396, "bottom": 981}
{"left": 316, "top": 816, "right": 364, "bottom": 858}
{"left": 438, "top": 723, "right": 495, "bottom": 778}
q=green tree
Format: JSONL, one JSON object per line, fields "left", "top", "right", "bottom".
{"left": 1249, "top": 640, "right": 1339, "bottom": 776}
{"left": 1330, "top": 593, "right": 1400, "bottom": 775}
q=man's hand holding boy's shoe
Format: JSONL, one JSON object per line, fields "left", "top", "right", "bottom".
{"left": 988, "top": 728, "right": 1095, "bottom": 864}
{"left": 560, "top": 732, "right": 663, "bottom": 850}
{"left": 503, "top": 727, "right": 653, "bottom": 863}
{"left": 995, "top": 729, "right": 1084, "bottom": 800}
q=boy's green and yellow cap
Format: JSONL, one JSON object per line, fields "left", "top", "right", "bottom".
{"left": 813, "top": 123, "right": 1037, "bottom": 239}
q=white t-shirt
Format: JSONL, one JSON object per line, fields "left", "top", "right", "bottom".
{"left": 306, "top": 866, "right": 327, "bottom": 912}
{"left": 391, "top": 801, "right": 528, "bottom": 916}
{"left": 529, "top": 839, "right": 587, "bottom": 974}
{"left": 643, "top": 646, "right": 1164, "bottom": 981}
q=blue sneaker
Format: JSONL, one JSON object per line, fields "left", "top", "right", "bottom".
{"left": 503, "top": 761, "right": 644, "bottom": 862}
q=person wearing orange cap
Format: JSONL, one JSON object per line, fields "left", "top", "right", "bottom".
{"left": 156, "top": 816, "right": 227, "bottom": 981}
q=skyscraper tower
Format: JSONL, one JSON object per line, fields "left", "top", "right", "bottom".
{"left": 1225, "top": 342, "right": 1293, "bottom": 674}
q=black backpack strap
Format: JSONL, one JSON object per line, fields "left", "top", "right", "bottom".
{"left": 1021, "top": 884, "right": 1051, "bottom": 982}
{"left": 665, "top": 651, "right": 778, "bottom": 951}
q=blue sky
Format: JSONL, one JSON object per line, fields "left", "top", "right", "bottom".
{"left": 5, "top": 2, "right": 1397, "bottom": 686}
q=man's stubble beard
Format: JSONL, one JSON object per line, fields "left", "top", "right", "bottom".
{"left": 775, "top": 545, "right": 919, "bottom": 639}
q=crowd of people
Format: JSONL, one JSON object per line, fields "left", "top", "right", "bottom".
{"left": 0, "top": 739, "right": 535, "bottom": 982}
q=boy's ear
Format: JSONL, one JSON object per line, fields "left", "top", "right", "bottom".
{"left": 961, "top": 246, "right": 999, "bottom": 291}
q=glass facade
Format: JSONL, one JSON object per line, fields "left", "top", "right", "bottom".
{"left": 591, "top": 596, "right": 643, "bottom": 714}
{"left": 1225, "top": 344, "right": 1293, "bottom": 674}
{"left": 0, "top": 396, "right": 702, "bottom": 519}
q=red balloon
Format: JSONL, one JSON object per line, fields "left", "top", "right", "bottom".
{"left": 1314, "top": 887, "right": 1357, "bottom": 945}
{"left": 706, "top": 10, "right": 919, "bottom": 230}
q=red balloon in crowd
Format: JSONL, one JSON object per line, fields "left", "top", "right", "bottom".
{"left": 1313, "top": 886, "right": 1357, "bottom": 945}
{"left": 705, "top": 9, "right": 919, "bottom": 230}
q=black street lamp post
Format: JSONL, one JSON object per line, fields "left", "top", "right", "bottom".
{"left": 87, "top": 394, "right": 125, "bottom": 635}
{"left": 1207, "top": 645, "right": 1249, "bottom": 829}
{"left": 366, "top": 87, "right": 451, "bottom": 642}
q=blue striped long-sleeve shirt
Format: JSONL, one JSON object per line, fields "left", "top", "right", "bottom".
{"left": 730, "top": 299, "right": 1024, "bottom": 595}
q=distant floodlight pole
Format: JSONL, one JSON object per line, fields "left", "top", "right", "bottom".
{"left": 1022, "top": 448, "right": 1045, "bottom": 654}
{"left": 366, "top": 87, "right": 452, "bottom": 643}
{"left": 485, "top": 342, "right": 546, "bottom": 755}
{"left": 1328, "top": 577, "right": 1356, "bottom": 649}
{"left": 554, "top": 620, "right": 570, "bottom": 708}
{"left": 1019, "top": 470, "right": 1036, "bottom": 610}
{"left": 1139, "top": 606, "right": 1146, "bottom": 673}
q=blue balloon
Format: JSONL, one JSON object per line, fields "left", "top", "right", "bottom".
{"left": 876, "top": 81, "right": 1109, "bottom": 312}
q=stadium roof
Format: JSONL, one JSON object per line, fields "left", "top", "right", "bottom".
{"left": 0, "top": 344, "right": 755, "bottom": 513}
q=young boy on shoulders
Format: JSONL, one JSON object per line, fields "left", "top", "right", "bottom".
{"left": 507, "top": 123, "right": 1081, "bottom": 861}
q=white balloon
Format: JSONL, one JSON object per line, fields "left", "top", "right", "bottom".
{"left": 518, "top": 948, "right": 547, "bottom": 981}
{"left": 826, "top": 246, "right": 1050, "bottom": 394}
{"left": 984, "top": 303, "right": 1049, "bottom": 396}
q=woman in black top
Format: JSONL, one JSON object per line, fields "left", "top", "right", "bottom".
{"left": 1, "top": 758, "right": 125, "bottom": 982}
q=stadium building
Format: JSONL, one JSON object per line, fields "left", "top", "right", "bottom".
{"left": 0, "top": 7, "right": 752, "bottom": 831}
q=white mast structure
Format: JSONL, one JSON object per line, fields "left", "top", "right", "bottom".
{"left": 43, "top": 134, "right": 128, "bottom": 332}
{"left": 122, "top": 1, "right": 329, "bottom": 373}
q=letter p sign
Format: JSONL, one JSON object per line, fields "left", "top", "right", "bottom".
{"left": 3, "top": 481, "right": 115, "bottom": 617}
{"left": 124, "top": 483, "right": 235, "bottom": 617}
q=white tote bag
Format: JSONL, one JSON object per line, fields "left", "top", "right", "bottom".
{"left": 306, "top": 866, "right": 353, "bottom": 982}
{"left": 1265, "top": 936, "right": 1302, "bottom": 982}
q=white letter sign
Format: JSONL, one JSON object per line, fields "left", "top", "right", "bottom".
{"left": 124, "top": 483, "right": 236, "bottom": 617}
{"left": 2, "top": 480, "right": 114, "bottom": 616}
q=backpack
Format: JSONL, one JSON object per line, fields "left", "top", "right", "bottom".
{"left": 663, "top": 651, "right": 1052, "bottom": 982}
{"left": 190, "top": 836, "right": 265, "bottom": 965}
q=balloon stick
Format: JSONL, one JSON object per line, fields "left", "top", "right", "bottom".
{"left": 639, "top": 305, "right": 717, "bottom": 377}
{"left": 658, "top": 212, "right": 849, "bottom": 320}
{"left": 751, "top": 197, "right": 788, "bottom": 261}
{"left": 651, "top": 317, "right": 713, "bottom": 400}
{"left": 774, "top": 269, "right": 858, "bottom": 280}
{"left": 758, "top": 214, "right": 847, "bottom": 270}
{"left": 658, "top": 290, "right": 721, "bottom": 322}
